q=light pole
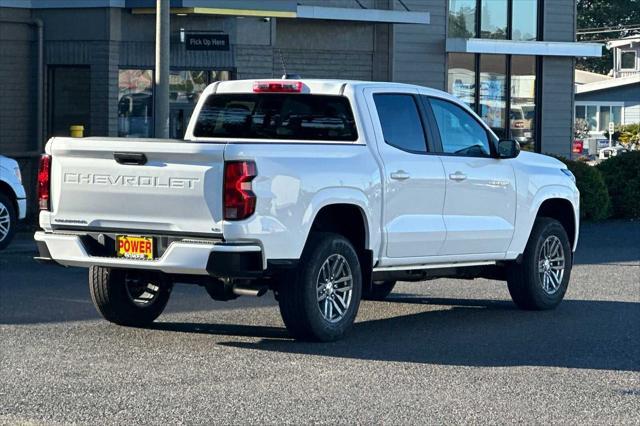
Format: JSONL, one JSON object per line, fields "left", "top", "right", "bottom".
{"left": 154, "top": 0, "right": 170, "bottom": 138}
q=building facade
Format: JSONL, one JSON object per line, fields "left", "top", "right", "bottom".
{"left": 0, "top": 0, "right": 600, "bottom": 218}
{"left": 575, "top": 36, "right": 640, "bottom": 140}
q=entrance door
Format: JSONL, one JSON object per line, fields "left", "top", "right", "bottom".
{"left": 49, "top": 66, "right": 91, "bottom": 137}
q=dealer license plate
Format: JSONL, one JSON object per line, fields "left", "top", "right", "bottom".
{"left": 116, "top": 235, "right": 154, "bottom": 260}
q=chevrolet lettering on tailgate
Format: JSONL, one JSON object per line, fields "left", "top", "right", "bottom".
{"left": 63, "top": 172, "right": 199, "bottom": 189}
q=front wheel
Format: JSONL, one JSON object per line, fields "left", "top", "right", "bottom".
{"left": 507, "top": 217, "right": 572, "bottom": 310}
{"left": 89, "top": 266, "right": 172, "bottom": 326}
{"left": 278, "top": 233, "right": 362, "bottom": 342}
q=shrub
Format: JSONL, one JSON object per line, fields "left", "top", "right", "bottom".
{"left": 556, "top": 156, "right": 611, "bottom": 221}
{"left": 597, "top": 151, "right": 640, "bottom": 219}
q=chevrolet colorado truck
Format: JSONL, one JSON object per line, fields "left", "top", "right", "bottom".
{"left": 35, "top": 79, "right": 579, "bottom": 341}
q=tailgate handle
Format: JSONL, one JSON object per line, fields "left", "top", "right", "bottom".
{"left": 114, "top": 152, "right": 147, "bottom": 165}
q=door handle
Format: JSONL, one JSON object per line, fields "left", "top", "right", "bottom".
{"left": 449, "top": 171, "right": 467, "bottom": 181}
{"left": 390, "top": 170, "right": 411, "bottom": 181}
{"left": 114, "top": 152, "right": 147, "bottom": 166}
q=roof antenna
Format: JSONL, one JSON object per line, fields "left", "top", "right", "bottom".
{"left": 278, "top": 50, "right": 301, "bottom": 79}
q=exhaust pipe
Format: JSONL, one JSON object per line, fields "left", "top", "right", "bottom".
{"left": 232, "top": 282, "right": 268, "bottom": 297}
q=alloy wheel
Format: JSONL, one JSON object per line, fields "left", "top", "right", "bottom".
{"left": 316, "top": 254, "right": 353, "bottom": 323}
{"left": 538, "top": 235, "right": 566, "bottom": 295}
{"left": 0, "top": 201, "right": 10, "bottom": 243}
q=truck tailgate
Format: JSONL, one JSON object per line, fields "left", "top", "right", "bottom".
{"left": 48, "top": 137, "right": 225, "bottom": 236}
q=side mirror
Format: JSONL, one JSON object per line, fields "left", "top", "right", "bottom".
{"left": 497, "top": 139, "right": 520, "bottom": 159}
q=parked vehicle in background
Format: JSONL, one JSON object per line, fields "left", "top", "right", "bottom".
{"left": 0, "top": 155, "right": 27, "bottom": 250}
{"left": 35, "top": 79, "right": 580, "bottom": 341}
{"left": 510, "top": 106, "right": 534, "bottom": 147}
{"left": 598, "top": 145, "right": 628, "bottom": 160}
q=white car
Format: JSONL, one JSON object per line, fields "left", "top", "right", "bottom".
{"left": 35, "top": 79, "right": 579, "bottom": 341}
{"left": 0, "top": 155, "right": 27, "bottom": 250}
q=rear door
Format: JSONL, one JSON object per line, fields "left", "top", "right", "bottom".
{"left": 424, "top": 96, "right": 516, "bottom": 255}
{"left": 364, "top": 88, "right": 446, "bottom": 258}
{"left": 49, "top": 138, "right": 226, "bottom": 236}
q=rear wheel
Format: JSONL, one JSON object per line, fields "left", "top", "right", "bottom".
{"left": 278, "top": 233, "right": 362, "bottom": 342}
{"left": 507, "top": 217, "right": 572, "bottom": 310}
{"left": 89, "top": 266, "right": 172, "bottom": 326}
{"left": 0, "top": 192, "right": 17, "bottom": 251}
{"left": 362, "top": 280, "right": 396, "bottom": 301}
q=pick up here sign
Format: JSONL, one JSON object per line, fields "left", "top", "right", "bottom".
{"left": 185, "top": 33, "right": 230, "bottom": 51}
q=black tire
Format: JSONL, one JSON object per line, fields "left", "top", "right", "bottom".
{"left": 362, "top": 280, "right": 396, "bottom": 301}
{"left": 507, "top": 217, "right": 572, "bottom": 310}
{"left": 278, "top": 232, "right": 362, "bottom": 342}
{"left": 89, "top": 266, "right": 172, "bottom": 326}
{"left": 0, "top": 192, "right": 17, "bottom": 251}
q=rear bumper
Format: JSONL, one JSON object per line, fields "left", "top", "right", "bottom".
{"left": 34, "top": 231, "right": 264, "bottom": 277}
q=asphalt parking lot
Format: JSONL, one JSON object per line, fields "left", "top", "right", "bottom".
{"left": 1, "top": 221, "right": 638, "bottom": 424}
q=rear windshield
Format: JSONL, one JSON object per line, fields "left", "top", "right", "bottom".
{"left": 193, "top": 94, "right": 358, "bottom": 141}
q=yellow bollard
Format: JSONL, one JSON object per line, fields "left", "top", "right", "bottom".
{"left": 70, "top": 125, "right": 84, "bottom": 138}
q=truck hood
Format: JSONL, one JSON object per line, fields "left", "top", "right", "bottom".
{"left": 516, "top": 151, "right": 567, "bottom": 169}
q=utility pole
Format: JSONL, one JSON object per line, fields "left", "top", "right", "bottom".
{"left": 154, "top": 0, "right": 170, "bottom": 138}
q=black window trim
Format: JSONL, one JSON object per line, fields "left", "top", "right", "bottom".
{"left": 423, "top": 95, "right": 499, "bottom": 159}
{"left": 373, "top": 92, "right": 434, "bottom": 156}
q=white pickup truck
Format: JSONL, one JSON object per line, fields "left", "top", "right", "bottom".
{"left": 35, "top": 79, "right": 579, "bottom": 341}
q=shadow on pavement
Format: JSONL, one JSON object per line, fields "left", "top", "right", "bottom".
{"left": 206, "top": 297, "right": 640, "bottom": 372}
{"left": 574, "top": 220, "right": 640, "bottom": 265}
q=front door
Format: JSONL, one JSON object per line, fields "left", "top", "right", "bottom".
{"left": 49, "top": 66, "right": 91, "bottom": 137}
{"left": 365, "top": 88, "right": 447, "bottom": 259}
{"left": 426, "top": 96, "right": 517, "bottom": 255}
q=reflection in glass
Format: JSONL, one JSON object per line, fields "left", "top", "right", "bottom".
{"left": 169, "top": 70, "right": 232, "bottom": 138}
{"left": 598, "top": 107, "right": 611, "bottom": 132}
{"left": 612, "top": 106, "right": 622, "bottom": 125}
{"left": 447, "top": 53, "right": 476, "bottom": 107}
{"left": 510, "top": 56, "right": 536, "bottom": 150}
{"left": 621, "top": 51, "right": 636, "bottom": 69}
{"left": 448, "top": 0, "right": 477, "bottom": 37}
{"left": 479, "top": 54, "right": 507, "bottom": 138}
{"left": 575, "top": 105, "right": 585, "bottom": 120}
{"left": 512, "top": 0, "right": 538, "bottom": 41}
{"left": 586, "top": 105, "right": 597, "bottom": 131}
{"left": 481, "top": 0, "right": 507, "bottom": 39}
{"left": 118, "top": 69, "right": 153, "bottom": 137}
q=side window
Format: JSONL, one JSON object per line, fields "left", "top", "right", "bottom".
{"left": 373, "top": 94, "right": 428, "bottom": 153}
{"left": 429, "top": 97, "right": 491, "bottom": 157}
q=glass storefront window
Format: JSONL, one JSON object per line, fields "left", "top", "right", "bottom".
{"left": 118, "top": 69, "right": 232, "bottom": 138}
{"left": 118, "top": 69, "right": 153, "bottom": 137}
{"left": 447, "top": 53, "right": 476, "bottom": 107}
{"left": 586, "top": 105, "right": 598, "bottom": 131}
{"left": 598, "top": 107, "right": 611, "bottom": 132}
{"left": 510, "top": 56, "right": 536, "bottom": 150}
{"left": 448, "top": 0, "right": 477, "bottom": 37}
{"left": 480, "top": 0, "right": 507, "bottom": 39}
{"left": 612, "top": 106, "right": 622, "bottom": 125}
{"left": 575, "top": 105, "right": 585, "bottom": 120}
{"left": 512, "top": 0, "right": 537, "bottom": 41}
{"left": 479, "top": 54, "right": 507, "bottom": 138}
{"left": 169, "top": 70, "right": 232, "bottom": 138}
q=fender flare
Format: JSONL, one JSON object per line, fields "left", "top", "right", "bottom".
{"left": 507, "top": 184, "right": 580, "bottom": 257}
{"left": 299, "top": 187, "right": 378, "bottom": 255}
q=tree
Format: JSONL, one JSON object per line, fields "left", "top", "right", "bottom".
{"left": 576, "top": 0, "right": 640, "bottom": 75}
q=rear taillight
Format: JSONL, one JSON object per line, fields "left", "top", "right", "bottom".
{"left": 253, "top": 81, "right": 302, "bottom": 93}
{"left": 37, "top": 154, "right": 51, "bottom": 211}
{"left": 223, "top": 161, "right": 257, "bottom": 220}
